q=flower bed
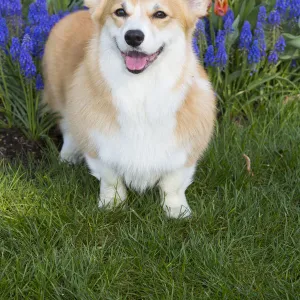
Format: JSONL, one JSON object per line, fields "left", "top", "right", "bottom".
{"left": 0, "top": 0, "right": 299, "bottom": 149}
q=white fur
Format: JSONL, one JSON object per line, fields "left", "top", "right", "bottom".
{"left": 60, "top": 120, "right": 81, "bottom": 164}
{"left": 160, "top": 166, "right": 195, "bottom": 218}
{"left": 79, "top": 2, "right": 212, "bottom": 218}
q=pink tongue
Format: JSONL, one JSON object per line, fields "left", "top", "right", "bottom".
{"left": 125, "top": 55, "right": 148, "bottom": 71}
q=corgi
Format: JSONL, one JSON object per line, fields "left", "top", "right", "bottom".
{"left": 43, "top": 0, "right": 216, "bottom": 218}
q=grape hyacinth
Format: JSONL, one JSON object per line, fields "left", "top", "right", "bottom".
{"left": 0, "top": 17, "right": 9, "bottom": 49}
{"left": 223, "top": 9, "right": 234, "bottom": 33}
{"left": 195, "top": 19, "right": 205, "bottom": 36}
{"left": 275, "top": 0, "right": 289, "bottom": 15}
{"left": 248, "top": 40, "right": 261, "bottom": 64}
{"left": 254, "top": 22, "right": 267, "bottom": 58}
{"left": 21, "top": 34, "right": 34, "bottom": 54}
{"left": 268, "top": 51, "right": 279, "bottom": 64}
{"left": 215, "top": 43, "right": 228, "bottom": 68}
{"left": 10, "top": 37, "right": 21, "bottom": 61}
{"left": 192, "top": 37, "right": 200, "bottom": 56}
{"left": 275, "top": 36, "right": 286, "bottom": 53}
{"left": 258, "top": 6, "right": 267, "bottom": 23}
{"left": 239, "top": 21, "right": 252, "bottom": 50}
{"left": 204, "top": 45, "right": 215, "bottom": 67}
{"left": 36, "top": 74, "right": 44, "bottom": 91}
{"left": 19, "top": 51, "right": 37, "bottom": 79}
{"left": 268, "top": 10, "right": 281, "bottom": 26}
{"left": 216, "top": 30, "right": 226, "bottom": 48}
{"left": 290, "top": 0, "right": 300, "bottom": 18}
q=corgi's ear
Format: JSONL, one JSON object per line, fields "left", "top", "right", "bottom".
{"left": 187, "top": 0, "right": 211, "bottom": 17}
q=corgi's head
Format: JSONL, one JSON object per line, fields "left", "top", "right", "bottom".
{"left": 85, "top": 0, "right": 210, "bottom": 74}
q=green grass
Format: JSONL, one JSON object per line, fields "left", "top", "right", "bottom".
{"left": 1, "top": 98, "right": 300, "bottom": 299}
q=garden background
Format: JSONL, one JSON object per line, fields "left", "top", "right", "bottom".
{"left": 1, "top": 0, "right": 300, "bottom": 298}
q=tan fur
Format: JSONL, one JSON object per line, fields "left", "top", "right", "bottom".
{"left": 43, "top": 0, "right": 215, "bottom": 167}
{"left": 43, "top": 11, "right": 117, "bottom": 155}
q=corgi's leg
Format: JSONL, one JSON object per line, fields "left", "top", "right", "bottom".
{"left": 159, "top": 166, "right": 195, "bottom": 219}
{"left": 85, "top": 154, "right": 127, "bottom": 208}
{"left": 59, "top": 120, "right": 82, "bottom": 164}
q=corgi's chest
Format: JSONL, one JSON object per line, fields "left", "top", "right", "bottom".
{"left": 91, "top": 84, "right": 188, "bottom": 190}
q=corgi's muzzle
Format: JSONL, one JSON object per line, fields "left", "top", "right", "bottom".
{"left": 117, "top": 30, "right": 164, "bottom": 74}
{"left": 120, "top": 47, "right": 164, "bottom": 74}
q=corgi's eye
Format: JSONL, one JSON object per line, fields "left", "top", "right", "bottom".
{"left": 153, "top": 11, "right": 167, "bottom": 19}
{"left": 115, "top": 8, "right": 127, "bottom": 17}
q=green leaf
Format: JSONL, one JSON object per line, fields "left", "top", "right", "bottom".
{"left": 246, "top": 74, "right": 278, "bottom": 92}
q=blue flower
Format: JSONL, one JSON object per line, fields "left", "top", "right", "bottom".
{"left": 0, "top": 17, "right": 9, "bottom": 49}
{"left": 204, "top": 45, "right": 215, "bottom": 67}
{"left": 254, "top": 22, "right": 267, "bottom": 57}
{"left": 10, "top": 37, "right": 21, "bottom": 61}
{"left": 36, "top": 74, "right": 44, "bottom": 90}
{"left": 290, "top": 0, "right": 300, "bottom": 18}
{"left": 258, "top": 6, "right": 267, "bottom": 23}
{"left": 268, "top": 51, "right": 279, "bottom": 64}
{"left": 223, "top": 9, "right": 234, "bottom": 33}
{"left": 268, "top": 10, "right": 281, "bottom": 26}
{"left": 204, "top": 17, "right": 212, "bottom": 45}
{"left": 215, "top": 30, "right": 226, "bottom": 47}
{"left": 275, "top": 36, "right": 286, "bottom": 53}
{"left": 239, "top": 21, "right": 252, "bottom": 50}
{"left": 7, "top": 0, "right": 22, "bottom": 16}
{"left": 291, "top": 59, "right": 297, "bottom": 68}
{"left": 19, "top": 51, "right": 37, "bottom": 79}
{"left": 248, "top": 40, "right": 261, "bottom": 64}
{"left": 275, "top": 0, "right": 289, "bottom": 15}
{"left": 195, "top": 19, "right": 205, "bottom": 35}
{"left": 215, "top": 43, "right": 228, "bottom": 68}
{"left": 21, "top": 34, "right": 34, "bottom": 54}
{"left": 28, "top": 0, "right": 48, "bottom": 25}
{"left": 192, "top": 37, "right": 200, "bottom": 57}
{"left": 0, "top": 2, "right": 8, "bottom": 17}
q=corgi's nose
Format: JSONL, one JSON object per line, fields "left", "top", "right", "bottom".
{"left": 125, "top": 30, "right": 145, "bottom": 47}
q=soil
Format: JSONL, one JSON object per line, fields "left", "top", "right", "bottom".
{"left": 0, "top": 126, "right": 62, "bottom": 162}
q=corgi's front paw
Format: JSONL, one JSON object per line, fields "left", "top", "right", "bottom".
{"left": 163, "top": 194, "right": 192, "bottom": 219}
{"left": 99, "top": 182, "right": 127, "bottom": 209}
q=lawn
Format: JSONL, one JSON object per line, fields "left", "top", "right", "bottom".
{"left": 1, "top": 97, "right": 300, "bottom": 299}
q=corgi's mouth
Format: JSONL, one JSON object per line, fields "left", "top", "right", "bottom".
{"left": 120, "top": 46, "right": 164, "bottom": 74}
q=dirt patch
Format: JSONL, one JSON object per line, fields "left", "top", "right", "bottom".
{"left": 0, "top": 126, "right": 62, "bottom": 162}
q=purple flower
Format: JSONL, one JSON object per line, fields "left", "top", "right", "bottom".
{"left": 0, "top": 2, "right": 8, "bottom": 17}
{"left": 215, "top": 30, "right": 226, "bottom": 48}
{"left": 215, "top": 43, "right": 228, "bottom": 68}
{"left": 195, "top": 19, "right": 205, "bottom": 35}
{"left": 0, "top": 17, "right": 9, "bottom": 49}
{"left": 268, "top": 51, "right": 279, "bottom": 64}
{"left": 268, "top": 10, "right": 281, "bottom": 26}
{"left": 8, "top": 0, "right": 22, "bottom": 17}
{"left": 204, "top": 17, "right": 212, "bottom": 45}
{"left": 21, "top": 34, "right": 34, "bottom": 54}
{"left": 275, "top": 36, "right": 286, "bottom": 53}
{"left": 258, "top": 6, "right": 267, "bottom": 23}
{"left": 204, "top": 45, "right": 215, "bottom": 67}
{"left": 248, "top": 40, "right": 261, "bottom": 64}
{"left": 19, "top": 51, "right": 37, "bottom": 79}
{"left": 254, "top": 22, "right": 267, "bottom": 57}
{"left": 10, "top": 37, "right": 21, "bottom": 61}
{"left": 28, "top": 0, "right": 48, "bottom": 25}
{"left": 275, "top": 0, "right": 289, "bottom": 15}
{"left": 192, "top": 37, "right": 200, "bottom": 56}
{"left": 223, "top": 9, "right": 234, "bottom": 33}
{"left": 36, "top": 74, "right": 44, "bottom": 90}
{"left": 290, "top": 0, "right": 300, "bottom": 18}
{"left": 291, "top": 59, "right": 297, "bottom": 68}
{"left": 239, "top": 21, "right": 252, "bottom": 50}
